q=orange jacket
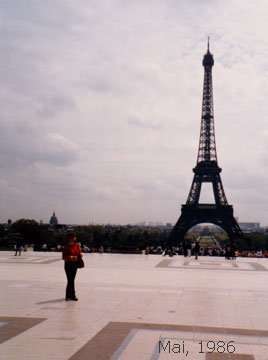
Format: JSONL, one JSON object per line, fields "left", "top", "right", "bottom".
{"left": 62, "top": 243, "right": 82, "bottom": 262}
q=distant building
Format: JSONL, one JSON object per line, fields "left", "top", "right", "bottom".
{"left": 49, "top": 212, "right": 58, "bottom": 226}
{"left": 239, "top": 222, "right": 260, "bottom": 233}
{"left": 148, "top": 221, "right": 164, "bottom": 226}
{"left": 166, "top": 223, "right": 173, "bottom": 228}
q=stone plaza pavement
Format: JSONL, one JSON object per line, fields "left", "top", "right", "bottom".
{"left": 0, "top": 251, "right": 268, "bottom": 359}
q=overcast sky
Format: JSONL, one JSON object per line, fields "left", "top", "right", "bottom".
{"left": 1, "top": 1, "right": 268, "bottom": 225}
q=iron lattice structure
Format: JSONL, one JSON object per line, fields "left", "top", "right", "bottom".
{"left": 169, "top": 40, "right": 242, "bottom": 245}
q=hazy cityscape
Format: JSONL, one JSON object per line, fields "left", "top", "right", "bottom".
{"left": 0, "top": 212, "right": 267, "bottom": 258}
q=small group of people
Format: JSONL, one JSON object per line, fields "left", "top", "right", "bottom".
{"left": 182, "top": 240, "right": 200, "bottom": 259}
{"left": 162, "top": 241, "right": 200, "bottom": 259}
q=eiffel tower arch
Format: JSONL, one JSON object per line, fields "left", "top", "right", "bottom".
{"left": 169, "top": 40, "right": 243, "bottom": 247}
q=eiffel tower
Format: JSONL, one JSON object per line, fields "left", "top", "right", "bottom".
{"left": 169, "top": 40, "right": 242, "bottom": 246}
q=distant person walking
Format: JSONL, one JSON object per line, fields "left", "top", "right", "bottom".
{"left": 183, "top": 241, "right": 187, "bottom": 257}
{"left": 193, "top": 241, "right": 200, "bottom": 260}
{"left": 62, "top": 233, "right": 83, "bottom": 301}
{"left": 186, "top": 241, "right": 192, "bottom": 257}
{"left": 14, "top": 239, "right": 23, "bottom": 256}
{"left": 225, "top": 245, "right": 231, "bottom": 260}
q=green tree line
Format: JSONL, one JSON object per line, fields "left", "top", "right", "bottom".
{"left": 0, "top": 218, "right": 267, "bottom": 252}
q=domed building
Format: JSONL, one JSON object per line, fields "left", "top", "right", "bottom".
{"left": 49, "top": 212, "right": 58, "bottom": 226}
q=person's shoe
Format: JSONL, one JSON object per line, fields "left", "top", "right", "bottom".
{"left": 71, "top": 297, "right": 78, "bottom": 301}
{"left": 65, "top": 298, "right": 71, "bottom": 301}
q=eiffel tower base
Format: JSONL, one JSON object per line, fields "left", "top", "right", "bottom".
{"left": 169, "top": 204, "right": 242, "bottom": 247}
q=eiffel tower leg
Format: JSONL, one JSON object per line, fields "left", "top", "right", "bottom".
{"left": 186, "top": 175, "right": 202, "bottom": 205}
{"left": 169, "top": 208, "right": 197, "bottom": 248}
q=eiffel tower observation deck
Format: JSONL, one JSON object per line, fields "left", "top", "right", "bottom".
{"left": 169, "top": 39, "right": 243, "bottom": 246}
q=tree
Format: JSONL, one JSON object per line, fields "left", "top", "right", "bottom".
{"left": 11, "top": 219, "right": 40, "bottom": 244}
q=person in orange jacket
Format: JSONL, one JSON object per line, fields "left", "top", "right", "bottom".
{"left": 62, "top": 232, "right": 82, "bottom": 301}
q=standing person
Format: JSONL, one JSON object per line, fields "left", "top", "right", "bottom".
{"left": 193, "top": 241, "right": 200, "bottom": 260}
{"left": 183, "top": 241, "right": 187, "bottom": 257}
{"left": 14, "top": 239, "right": 23, "bottom": 256}
{"left": 230, "top": 243, "right": 236, "bottom": 260}
{"left": 186, "top": 240, "right": 192, "bottom": 257}
{"left": 225, "top": 245, "right": 231, "bottom": 260}
{"left": 62, "top": 233, "right": 82, "bottom": 301}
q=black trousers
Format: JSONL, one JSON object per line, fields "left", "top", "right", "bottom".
{"left": 64, "top": 262, "right": 78, "bottom": 299}
{"left": 15, "top": 249, "right": 22, "bottom": 256}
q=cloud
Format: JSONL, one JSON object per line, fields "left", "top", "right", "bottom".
{"left": 1, "top": 0, "right": 268, "bottom": 224}
{"left": 37, "top": 96, "right": 76, "bottom": 118}
{"left": 0, "top": 120, "right": 79, "bottom": 168}
{"left": 128, "top": 116, "right": 162, "bottom": 130}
